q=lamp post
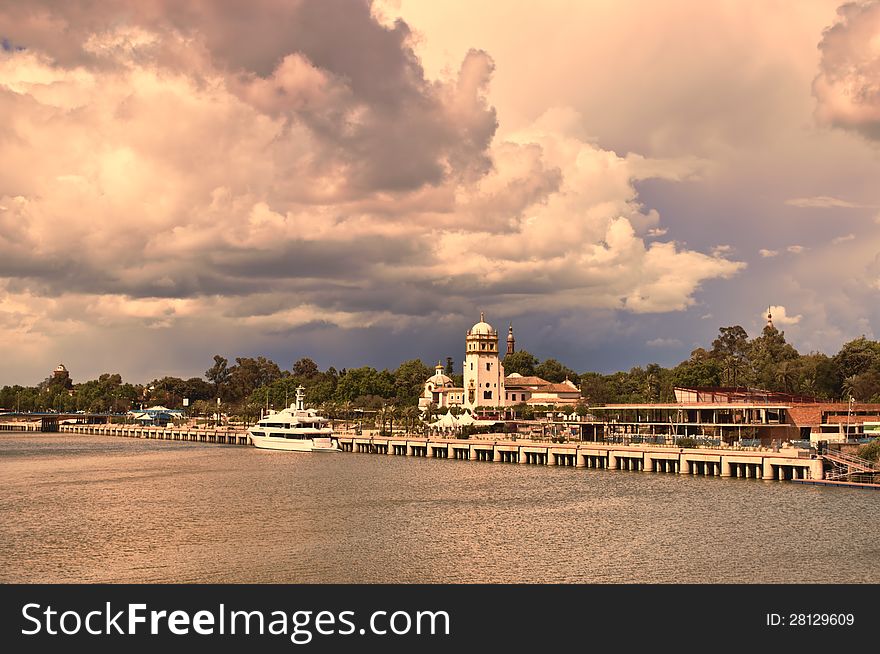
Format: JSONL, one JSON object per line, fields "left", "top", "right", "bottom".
{"left": 846, "top": 396, "right": 854, "bottom": 442}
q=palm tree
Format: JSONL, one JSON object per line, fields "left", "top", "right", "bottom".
{"left": 403, "top": 406, "right": 419, "bottom": 435}
{"left": 388, "top": 404, "right": 399, "bottom": 435}
{"left": 842, "top": 376, "right": 859, "bottom": 402}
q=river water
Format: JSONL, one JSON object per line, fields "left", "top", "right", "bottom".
{"left": 1, "top": 433, "right": 878, "bottom": 583}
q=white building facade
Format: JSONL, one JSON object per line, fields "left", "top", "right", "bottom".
{"left": 420, "top": 313, "right": 583, "bottom": 413}
{"left": 463, "top": 313, "right": 506, "bottom": 410}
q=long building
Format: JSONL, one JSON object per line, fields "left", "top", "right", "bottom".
{"left": 576, "top": 387, "right": 880, "bottom": 445}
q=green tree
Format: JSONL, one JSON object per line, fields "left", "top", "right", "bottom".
{"left": 670, "top": 348, "right": 722, "bottom": 389}
{"left": 748, "top": 323, "right": 800, "bottom": 391}
{"left": 226, "top": 356, "right": 282, "bottom": 401}
{"left": 833, "top": 337, "right": 880, "bottom": 380}
{"left": 711, "top": 326, "right": 750, "bottom": 386}
{"left": 205, "top": 355, "right": 230, "bottom": 397}
{"left": 503, "top": 350, "right": 539, "bottom": 376}
{"left": 335, "top": 367, "right": 395, "bottom": 403}
{"left": 393, "top": 359, "right": 432, "bottom": 405}
{"left": 292, "top": 357, "right": 320, "bottom": 378}
{"left": 579, "top": 372, "right": 611, "bottom": 404}
{"left": 535, "top": 358, "right": 579, "bottom": 384}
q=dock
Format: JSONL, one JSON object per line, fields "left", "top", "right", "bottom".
{"left": 52, "top": 424, "right": 831, "bottom": 482}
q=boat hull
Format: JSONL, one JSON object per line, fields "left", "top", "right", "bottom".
{"left": 248, "top": 433, "right": 341, "bottom": 452}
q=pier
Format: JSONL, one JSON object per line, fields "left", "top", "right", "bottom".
{"left": 46, "top": 425, "right": 880, "bottom": 484}
{"left": 335, "top": 435, "right": 824, "bottom": 481}
{"left": 59, "top": 423, "right": 250, "bottom": 445}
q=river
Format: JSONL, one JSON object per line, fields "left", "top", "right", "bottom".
{"left": 2, "top": 433, "right": 877, "bottom": 583}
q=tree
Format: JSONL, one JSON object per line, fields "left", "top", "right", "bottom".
{"left": 535, "top": 358, "right": 579, "bottom": 384}
{"left": 445, "top": 357, "right": 455, "bottom": 376}
{"left": 748, "top": 323, "right": 800, "bottom": 391}
{"left": 205, "top": 355, "right": 230, "bottom": 397}
{"left": 227, "top": 356, "right": 282, "bottom": 401}
{"left": 292, "top": 357, "right": 319, "bottom": 379}
{"left": 393, "top": 359, "right": 432, "bottom": 405}
{"left": 833, "top": 337, "right": 880, "bottom": 380}
{"left": 711, "top": 326, "right": 750, "bottom": 386}
{"left": 579, "top": 372, "right": 611, "bottom": 404}
{"left": 645, "top": 363, "right": 663, "bottom": 401}
{"left": 503, "top": 350, "right": 539, "bottom": 376}
{"left": 670, "top": 349, "right": 722, "bottom": 389}
{"left": 335, "top": 367, "right": 395, "bottom": 403}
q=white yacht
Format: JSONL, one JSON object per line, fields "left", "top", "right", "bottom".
{"left": 248, "top": 386, "right": 340, "bottom": 452}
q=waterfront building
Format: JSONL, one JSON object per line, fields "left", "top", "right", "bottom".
{"left": 463, "top": 313, "right": 506, "bottom": 411}
{"left": 420, "top": 314, "right": 583, "bottom": 413}
{"left": 419, "top": 362, "right": 464, "bottom": 409}
{"left": 504, "top": 374, "right": 581, "bottom": 407}
{"left": 576, "top": 385, "right": 880, "bottom": 445}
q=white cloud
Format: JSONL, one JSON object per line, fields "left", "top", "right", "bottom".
{"left": 759, "top": 249, "right": 779, "bottom": 258}
{"left": 787, "top": 245, "right": 807, "bottom": 254}
{"left": 832, "top": 233, "right": 855, "bottom": 244}
{"left": 785, "top": 196, "right": 867, "bottom": 208}
{"left": 646, "top": 337, "right": 682, "bottom": 347}
{"left": 766, "top": 305, "right": 802, "bottom": 326}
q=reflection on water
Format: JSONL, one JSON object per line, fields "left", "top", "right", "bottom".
{"left": 1, "top": 434, "right": 878, "bottom": 583}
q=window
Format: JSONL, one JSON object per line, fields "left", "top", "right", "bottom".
{"left": 483, "top": 391, "right": 492, "bottom": 400}
{"left": 470, "top": 362, "right": 473, "bottom": 370}
{"left": 486, "top": 362, "right": 491, "bottom": 371}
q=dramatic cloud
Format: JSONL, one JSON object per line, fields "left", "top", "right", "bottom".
{"left": 813, "top": 0, "right": 880, "bottom": 140}
{"left": 0, "top": 0, "right": 744, "bottom": 383}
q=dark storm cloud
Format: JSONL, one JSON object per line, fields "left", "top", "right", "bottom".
{"left": 0, "top": 0, "right": 497, "bottom": 193}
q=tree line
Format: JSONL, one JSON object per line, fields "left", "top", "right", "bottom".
{"left": 3, "top": 321, "right": 880, "bottom": 418}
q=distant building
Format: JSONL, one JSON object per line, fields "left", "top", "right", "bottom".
{"left": 420, "top": 363, "right": 464, "bottom": 409}
{"left": 127, "top": 405, "right": 184, "bottom": 426}
{"left": 464, "top": 313, "right": 506, "bottom": 410}
{"left": 505, "top": 374, "right": 581, "bottom": 407}
{"left": 51, "top": 363, "right": 73, "bottom": 389}
{"left": 419, "top": 314, "right": 582, "bottom": 412}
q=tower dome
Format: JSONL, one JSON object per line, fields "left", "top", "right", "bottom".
{"left": 468, "top": 311, "right": 496, "bottom": 336}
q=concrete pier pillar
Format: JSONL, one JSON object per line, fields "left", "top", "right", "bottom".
{"left": 762, "top": 460, "right": 774, "bottom": 480}
{"left": 608, "top": 455, "right": 618, "bottom": 470}
{"left": 679, "top": 459, "right": 690, "bottom": 475}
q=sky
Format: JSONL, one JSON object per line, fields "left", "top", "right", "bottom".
{"left": 1, "top": 0, "right": 880, "bottom": 385}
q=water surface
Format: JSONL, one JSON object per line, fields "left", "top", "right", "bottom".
{"left": 2, "top": 433, "right": 877, "bottom": 583}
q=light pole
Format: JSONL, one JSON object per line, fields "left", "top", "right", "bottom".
{"left": 846, "top": 396, "right": 854, "bottom": 441}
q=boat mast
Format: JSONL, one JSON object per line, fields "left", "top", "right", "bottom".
{"left": 296, "top": 385, "right": 306, "bottom": 412}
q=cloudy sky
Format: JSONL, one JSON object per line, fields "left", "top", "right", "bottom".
{"left": 2, "top": 0, "right": 880, "bottom": 385}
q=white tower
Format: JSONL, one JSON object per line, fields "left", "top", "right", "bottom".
{"left": 463, "top": 312, "right": 505, "bottom": 411}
